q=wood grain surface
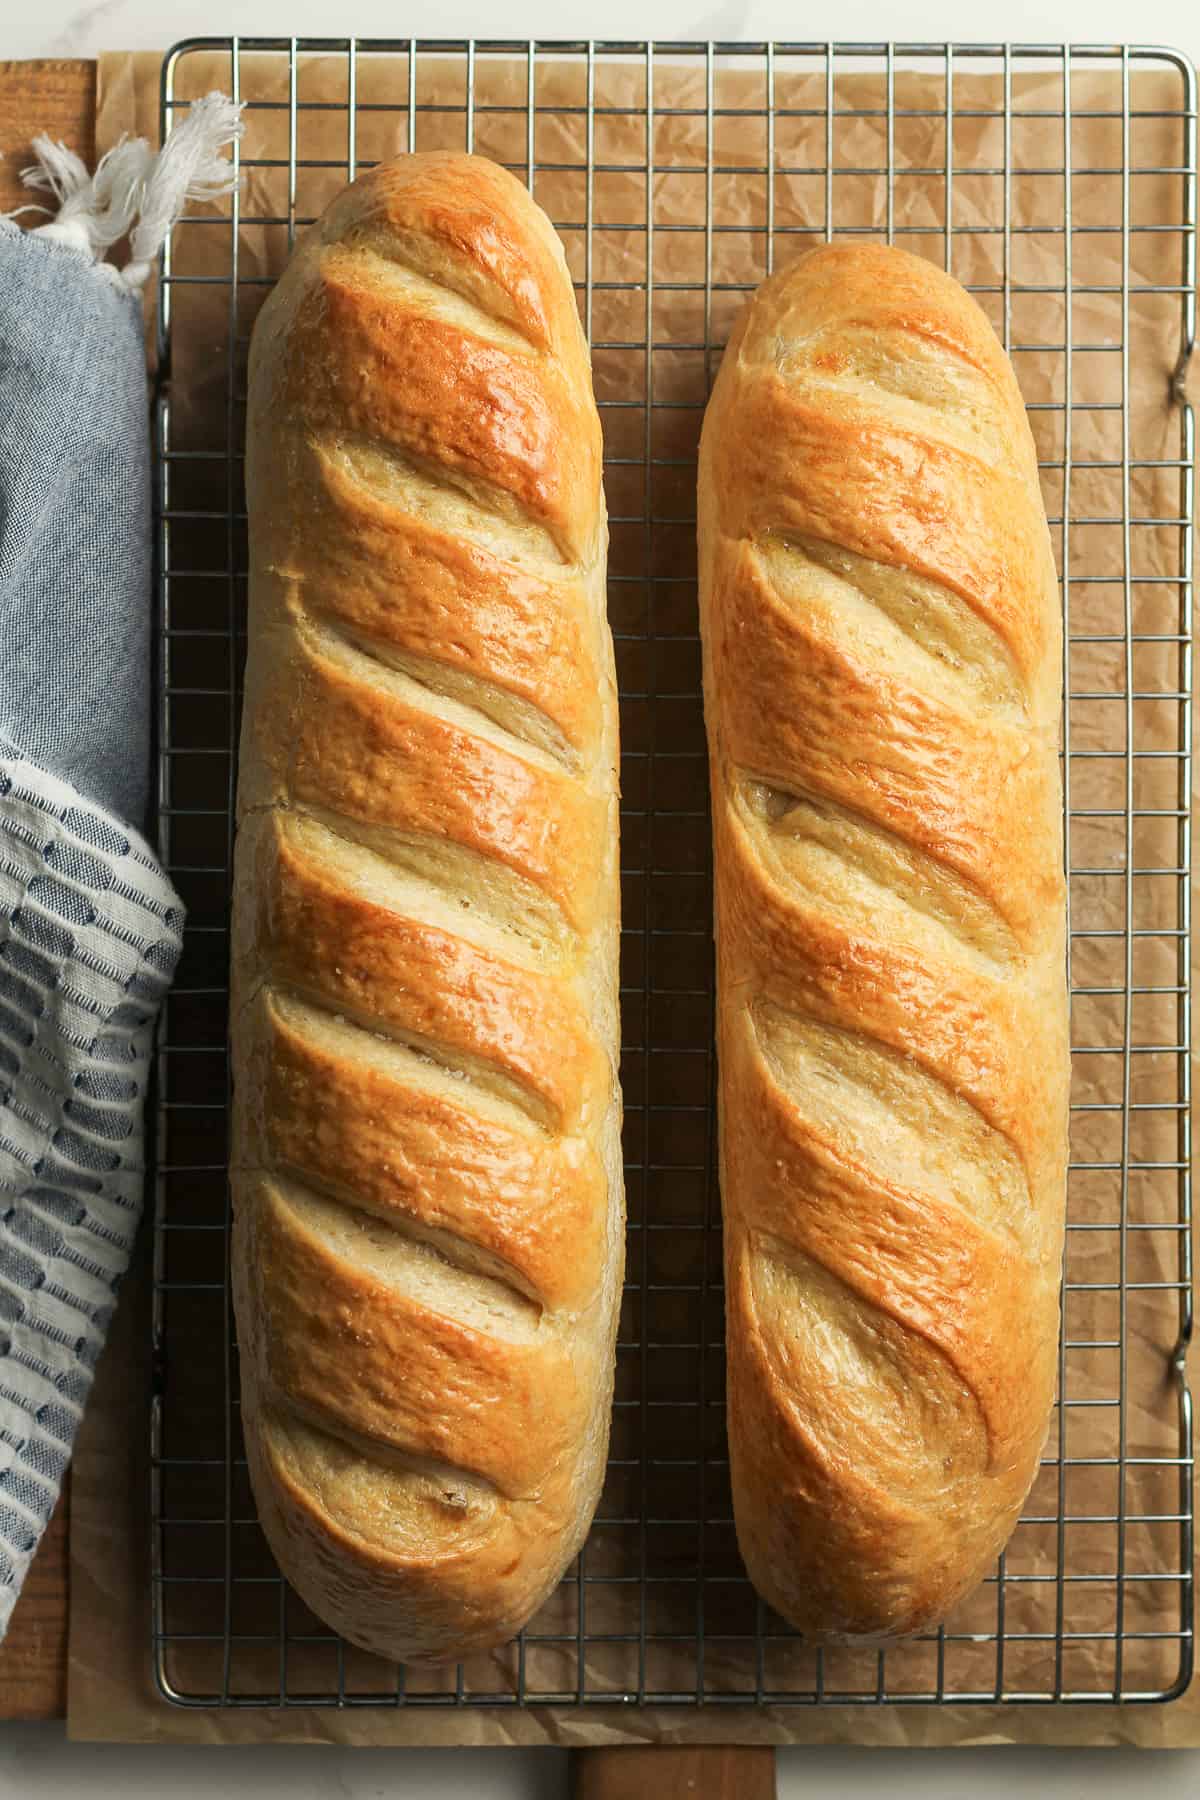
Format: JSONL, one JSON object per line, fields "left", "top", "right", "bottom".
{"left": 0, "top": 58, "right": 95, "bottom": 212}
{"left": 0, "top": 55, "right": 95, "bottom": 1725}
{"left": 0, "top": 1491, "right": 68, "bottom": 1720}
{"left": 571, "top": 1746, "right": 778, "bottom": 1799}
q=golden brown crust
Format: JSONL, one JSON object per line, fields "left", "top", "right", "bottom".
{"left": 238, "top": 812, "right": 604, "bottom": 1131}
{"left": 238, "top": 991, "right": 606, "bottom": 1315}
{"left": 236, "top": 623, "right": 604, "bottom": 933}
{"left": 233, "top": 152, "right": 622, "bottom": 1666}
{"left": 288, "top": 250, "right": 598, "bottom": 562}
{"left": 277, "top": 443, "right": 602, "bottom": 757}
{"left": 246, "top": 1180, "right": 584, "bottom": 1500}
{"left": 698, "top": 242, "right": 1069, "bottom": 1643}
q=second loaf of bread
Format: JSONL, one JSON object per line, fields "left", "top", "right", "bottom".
{"left": 231, "top": 152, "right": 623, "bottom": 1664}
{"left": 699, "top": 243, "right": 1069, "bottom": 1642}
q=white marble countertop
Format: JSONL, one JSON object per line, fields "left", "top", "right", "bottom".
{"left": 3, "top": 4, "right": 1199, "bottom": 1795}
{"left": 1, "top": 0, "right": 1197, "bottom": 63}
{"left": 6, "top": 1724, "right": 1200, "bottom": 1797}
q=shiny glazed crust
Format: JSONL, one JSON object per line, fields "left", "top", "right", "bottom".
{"left": 698, "top": 243, "right": 1069, "bottom": 1643}
{"left": 232, "top": 153, "right": 622, "bottom": 1664}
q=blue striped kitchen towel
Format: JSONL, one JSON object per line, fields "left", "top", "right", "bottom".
{"left": 0, "top": 95, "right": 241, "bottom": 1639}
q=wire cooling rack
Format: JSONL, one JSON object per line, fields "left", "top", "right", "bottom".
{"left": 150, "top": 38, "right": 1197, "bottom": 1708}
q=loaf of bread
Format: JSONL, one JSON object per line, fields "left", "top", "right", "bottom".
{"left": 231, "top": 152, "right": 622, "bottom": 1664}
{"left": 698, "top": 243, "right": 1069, "bottom": 1642}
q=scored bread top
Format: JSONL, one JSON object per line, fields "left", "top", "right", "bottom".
{"left": 232, "top": 152, "right": 622, "bottom": 1664}
{"left": 699, "top": 242, "right": 1069, "bottom": 1642}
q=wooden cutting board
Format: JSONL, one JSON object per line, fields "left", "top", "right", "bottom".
{"left": 0, "top": 54, "right": 94, "bottom": 1725}
{"left": 0, "top": 1495, "right": 68, "bottom": 1720}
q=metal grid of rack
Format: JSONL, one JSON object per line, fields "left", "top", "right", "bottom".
{"left": 151, "top": 38, "right": 1197, "bottom": 1708}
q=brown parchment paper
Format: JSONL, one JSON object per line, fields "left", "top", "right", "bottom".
{"left": 69, "top": 45, "right": 1198, "bottom": 1746}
